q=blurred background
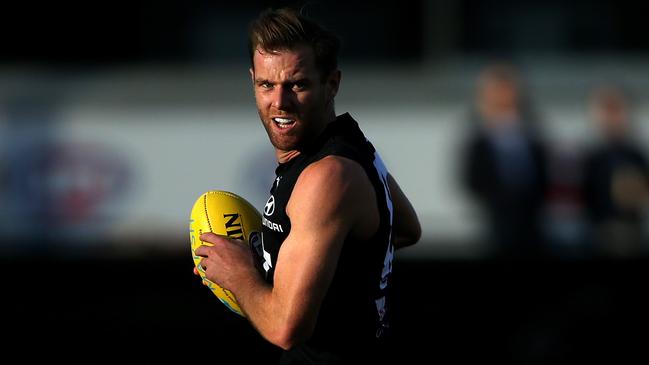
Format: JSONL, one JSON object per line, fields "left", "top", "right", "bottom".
{"left": 2, "top": 0, "right": 648, "bottom": 363}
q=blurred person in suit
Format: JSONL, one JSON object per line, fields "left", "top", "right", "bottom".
{"left": 461, "top": 63, "right": 549, "bottom": 259}
{"left": 581, "top": 84, "right": 649, "bottom": 257}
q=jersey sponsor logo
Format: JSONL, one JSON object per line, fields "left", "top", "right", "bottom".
{"left": 223, "top": 213, "right": 244, "bottom": 239}
{"left": 262, "top": 216, "right": 284, "bottom": 233}
{"left": 264, "top": 195, "right": 275, "bottom": 216}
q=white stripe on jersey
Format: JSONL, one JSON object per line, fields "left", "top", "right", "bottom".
{"left": 372, "top": 150, "right": 394, "bottom": 290}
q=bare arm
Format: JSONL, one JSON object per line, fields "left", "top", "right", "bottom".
{"left": 196, "top": 156, "right": 376, "bottom": 349}
{"left": 388, "top": 173, "right": 421, "bottom": 249}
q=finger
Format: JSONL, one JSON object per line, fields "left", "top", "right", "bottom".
{"left": 200, "top": 232, "right": 222, "bottom": 243}
{"left": 194, "top": 245, "right": 210, "bottom": 257}
{"left": 197, "top": 260, "right": 207, "bottom": 273}
{"left": 193, "top": 266, "right": 200, "bottom": 276}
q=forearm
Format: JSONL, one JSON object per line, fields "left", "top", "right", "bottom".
{"left": 230, "top": 271, "right": 279, "bottom": 339}
{"left": 195, "top": 234, "right": 298, "bottom": 348}
{"left": 233, "top": 272, "right": 302, "bottom": 350}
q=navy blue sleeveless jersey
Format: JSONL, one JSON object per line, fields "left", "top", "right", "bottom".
{"left": 251, "top": 113, "right": 395, "bottom": 363}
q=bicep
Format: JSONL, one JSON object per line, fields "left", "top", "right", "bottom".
{"left": 272, "top": 219, "right": 346, "bottom": 327}
{"left": 270, "top": 157, "right": 361, "bottom": 335}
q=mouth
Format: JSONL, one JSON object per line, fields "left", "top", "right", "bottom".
{"left": 272, "top": 117, "right": 297, "bottom": 129}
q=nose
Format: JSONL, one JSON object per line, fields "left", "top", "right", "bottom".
{"left": 271, "top": 85, "right": 293, "bottom": 110}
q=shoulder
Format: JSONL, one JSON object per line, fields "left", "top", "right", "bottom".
{"left": 308, "top": 154, "right": 363, "bottom": 175}
{"left": 289, "top": 155, "right": 371, "bottom": 210}
{"left": 294, "top": 155, "right": 366, "bottom": 196}
{"left": 287, "top": 155, "right": 378, "bottom": 238}
{"left": 466, "top": 130, "right": 489, "bottom": 149}
{"left": 626, "top": 144, "right": 649, "bottom": 163}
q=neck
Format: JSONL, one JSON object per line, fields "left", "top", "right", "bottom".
{"left": 276, "top": 149, "right": 302, "bottom": 164}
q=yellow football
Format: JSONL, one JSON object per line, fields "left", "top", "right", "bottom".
{"left": 189, "top": 190, "right": 262, "bottom": 316}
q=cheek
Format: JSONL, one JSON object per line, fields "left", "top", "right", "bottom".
{"left": 255, "top": 93, "right": 271, "bottom": 110}
{"left": 297, "top": 90, "right": 324, "bottom": 109}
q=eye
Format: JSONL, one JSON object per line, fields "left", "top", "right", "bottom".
{"left": 292, "top": 82, "right": 306, "bottom": 91}
{"left": 258, "top": 81, "right": 273, "bottom": 89}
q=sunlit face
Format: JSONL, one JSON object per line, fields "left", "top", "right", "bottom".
{"left": 251, "top": 45, "right": 338, "bottom": 160}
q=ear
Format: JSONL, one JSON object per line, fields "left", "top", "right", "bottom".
{"left": 327, "top": 70, "right": 341, "bottom": 99}
{"left": 249, "top": 68, "right": 255, "bottom": 84}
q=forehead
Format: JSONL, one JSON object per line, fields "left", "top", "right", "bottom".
{"left": 252, "top": 45, "right": 318, "bottom": 79}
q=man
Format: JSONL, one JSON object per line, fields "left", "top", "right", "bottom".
{"left": 581, "top": 84, "right": 649, "bottom": 257}
{"left": 461, "top": 63, "right": 548, "bottom": 259}
{"left": 195, "top": 8, "right": 421, "bottom": 363}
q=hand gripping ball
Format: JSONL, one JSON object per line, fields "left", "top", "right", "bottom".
{"left": 189, "top": 190, "right": 262, "bottom": 316}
